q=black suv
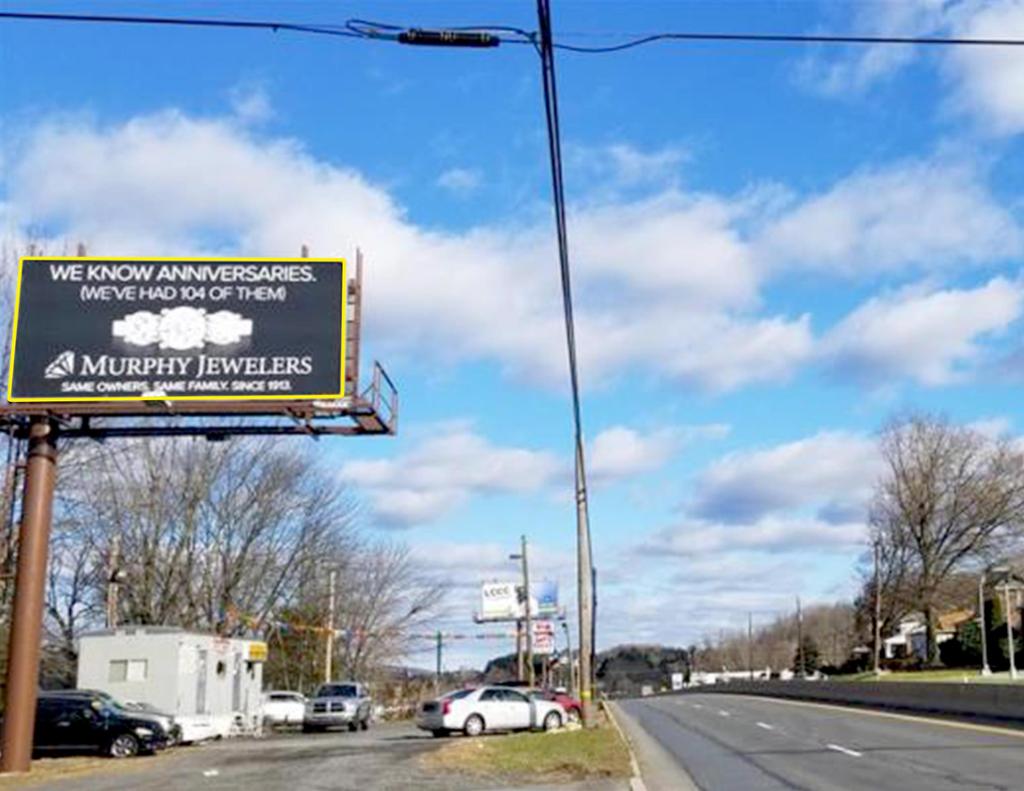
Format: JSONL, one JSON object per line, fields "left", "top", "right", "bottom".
{"left": 33, "top": 691, "right": 169, "bottom": 758}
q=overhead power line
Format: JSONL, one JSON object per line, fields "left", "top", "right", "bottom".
{"left": 4, "top": 11, "right": 1024, "bottom": 53}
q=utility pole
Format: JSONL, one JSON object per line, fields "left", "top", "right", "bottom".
{"left": 535, "top": 0, "right": 596, "bottom": 725}
{"left": 979, "top": 568, "right": 991, "bottom": 676}
{"left": 521, "top": 535, "right": 534, "bottom": 687}
{"left": 796, "top": 596, "right": 805, "bottom": 678}
{"left": 873, "top": 541, "right": 882, "bottom": 676}
{"left": 1, "top": 417, "right": 59, "bottom": 774}
{"left": 747, "top": 612, "right": 755, "bottom": 679}
{"left": 324, "top": 568, "right": 336, "bottom": 683}
{"left": 106, "top": 534, "right": 121, "bottom": 629}
{"left": 1000, "top": 582, "right": 1018, "bottom": 681}
{"left": 516, "top": 619, "right": 524, "bottom": 681}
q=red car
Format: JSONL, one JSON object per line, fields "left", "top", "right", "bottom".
{"left": 529, "top": 689, "right": 581, "bottom": 723}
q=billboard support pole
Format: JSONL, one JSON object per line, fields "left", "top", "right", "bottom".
{"left": 0, "top": 416, "right": 59, "bottom": 774}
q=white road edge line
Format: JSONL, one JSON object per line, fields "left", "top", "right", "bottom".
{"left": 756, "top": 722, "right": 774, "bottom": 730}
{"left": 827, "top": 743, "right": 862, "bottom": 758}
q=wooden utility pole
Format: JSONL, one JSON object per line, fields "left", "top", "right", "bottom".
{"left": 0, "top": 417, "right": 59, "bottom": 773}
{"left": 520, "top": 535, "right": 534, "bottom": 687}
{"left": 324, "top": 568, "right": 336, "bottom": 683}
{"left": 874, "top": 541, "right": 882, "bottom": 676}
{"left": 563, "top": 620, "right": 576, "bottom": 697}
{"left": 516, "top": 620, "right": 524, "bottom": 681}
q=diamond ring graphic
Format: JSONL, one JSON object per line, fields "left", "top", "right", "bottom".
{"left": 112, "top": 308, "right": 253, "bottom": 350}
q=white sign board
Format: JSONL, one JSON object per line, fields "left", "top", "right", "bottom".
{"left": 480, "top": 581, "right": 520, "bottom": 621}
{"left": 532, "top": 620, "right": 556, "bottom": 655}
{"left": 671, "top": 672, "right": 684, "bottom": 691}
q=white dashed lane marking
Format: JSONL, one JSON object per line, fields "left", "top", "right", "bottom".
{"left": 827, "top": 743, "right": 863, "bottom": 758}
{"left": 718, "top": 710, "right": 731, "bottom": 717}
{"left": 756, "top": 722, "right": 774, "bottom": 731}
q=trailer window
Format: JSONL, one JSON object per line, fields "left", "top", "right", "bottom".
{"left": 108, "top": 659, "right": 148, "bottom": 682}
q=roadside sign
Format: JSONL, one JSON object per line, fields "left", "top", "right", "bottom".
{"left": 480, "top": 581, "right": 520, "bottom": 621}
{"left": 7, "top": 257, "right": 346, "bottom": 402}
{"left": 535, "top": 580, "right": 559, "bottom": 617}
{"left": 532, "top": 620, "right": 555, "bottom": 655}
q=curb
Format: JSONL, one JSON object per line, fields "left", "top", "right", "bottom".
{"left": 600, "top": 700, "right": 647, "bottom": 791}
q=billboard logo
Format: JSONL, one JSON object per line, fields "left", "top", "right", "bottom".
{"left": 112, "top": 307, "right": 253, "bottom": 351}
{"left": 44, "top": 351, "right": 75, "bottom": 379}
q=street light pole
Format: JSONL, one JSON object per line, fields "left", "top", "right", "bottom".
{"left": 796, "top": 596, "right": 804, "bottom": 677}
{"left": 748, "top": 612, "right": 753, "bottom": 681}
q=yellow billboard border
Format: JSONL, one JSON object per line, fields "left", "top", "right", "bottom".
{"left": 7, "top": 256, "right": 348, "bottom": 403}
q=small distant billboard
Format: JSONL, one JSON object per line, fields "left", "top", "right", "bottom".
{"left": 535, "top": 580, "right": 559, "bottom": 617}
{"left": 532, "top": 620, "right": 556, "bottom": 655}
{"left": 480, "top": 581, "right": 520, "bottom": 622}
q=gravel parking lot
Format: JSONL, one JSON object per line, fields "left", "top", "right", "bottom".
{"left": 13, "top": 723, "right": 627, "bottom": 791}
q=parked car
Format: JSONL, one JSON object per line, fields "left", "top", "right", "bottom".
{"left": 262, "top": 690, "right": 306, "bottom": 728}
{"left": 38, "top": 690, "right": 180, "bottom": 747}
{"left": 303, "top": 682, "right": 372, "bottom": 732}
{"left": 33, "top": 691, "right": 169, "bottom": 758}
{"left": 119, "top": 700, "right": 182, "bottom": 745}
{"left": 527, "top": 688, "right": 582, "bottom": 723}
{"left": 416, "top": 686, "right": 565, "bottom": 737}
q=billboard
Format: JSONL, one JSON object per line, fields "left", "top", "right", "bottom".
{"left": 7, "top": 257, "right": 346, "bottom": 402}
{"left": 532, "top": 620, "right": 555, "bottom": 655}
{"left": 535, "top": 580, "right": 559, "bottom": 617}
{"left": 480, "top": 581, "right": 520, "bottom": 622}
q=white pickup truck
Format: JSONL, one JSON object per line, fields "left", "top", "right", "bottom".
{"left": 303, "top": 682, "right": 372, "bottom": 733}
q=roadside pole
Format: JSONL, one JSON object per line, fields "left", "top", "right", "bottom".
{"left": 516, "top": 620, "right": 524, "bottom": 681}
{"left": 1002, "top": 583, "right": 1018, "bottom": 680}
{"left": 324, "top": 568, "right": 336, "bottom": 683}
{"left": 0, "top": 417, "right": 59, "bottom": 774}
{"left": 521, "top": 535, "right": 534, "bottom": 687}
{"left": 796, "top": 596, "right": 804, "bottom": 677}
{"left": 563, "top": 621, "right": 576, "bottom": 697}
{"left": 873, "top": 541, "right": 882, "bottom": 676}
{"left": 748, "top": 612, "right": 753, "bottom": 681}
{"left": 979, "top": 569, "right": 991, "bottom": 676}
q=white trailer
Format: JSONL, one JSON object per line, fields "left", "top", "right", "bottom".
{"left": 77, "top": 626, "right": 267, "bottom": 743}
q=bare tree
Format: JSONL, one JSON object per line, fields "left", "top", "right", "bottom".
{"left": 870, "top": 415, "right": 1024, "bottom": 664}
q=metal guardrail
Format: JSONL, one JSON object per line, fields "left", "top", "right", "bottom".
{"left": 674, "top": 680, "right": 1024, "bottom": 725}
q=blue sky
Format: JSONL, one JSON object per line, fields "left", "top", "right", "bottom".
{"left": 4, "top": 0, "right": 1024, "bottom": 669}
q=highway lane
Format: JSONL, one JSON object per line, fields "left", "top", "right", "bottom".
{"left": 617, "top": 693, "right": 1024, "bottom": 791}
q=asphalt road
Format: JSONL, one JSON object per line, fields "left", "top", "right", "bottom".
{"left": 617, "top": 693, "right": 1024, "bottom": 791}
{"left": 18, "top": 722, "right": 626, "bottom": 791}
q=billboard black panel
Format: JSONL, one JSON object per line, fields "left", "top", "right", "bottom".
{"left": 8, "top": 258, "right": 346, "bottom": 402}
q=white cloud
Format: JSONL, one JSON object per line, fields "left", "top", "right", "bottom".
{"left": 5, "top": 109, "right": 1021, "bottom": 394}
{"left": 758, "top": 159, "right": 1022, "bottom": 275}
{"left": 436, "top": 167, "right": 481, "bottom": 196}
{"left": 588, "top": 424, "right": 728, "bottom": 482}
{"left": 339, "top": 423, "right": 561, "bottom": 527}
{"left": 691, "top": 431, "right": 881, "bottom": 524}
{"left": 798, "top": 1, "right": 1024, "bottom": 136}
{"left": 643, "top": 516, "right": 866, "bottom": 557}
{"left": 947, "top": 1, "right": 1024, "bottom": 134}
{"left": 566, "top": 142, "right": 688, "bottom": 187}
{"left": 821, "top": 277, "right": 1024, "bottom": 385}
{"left": 229, "top": 84, "right": 273, "bottom": 125}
